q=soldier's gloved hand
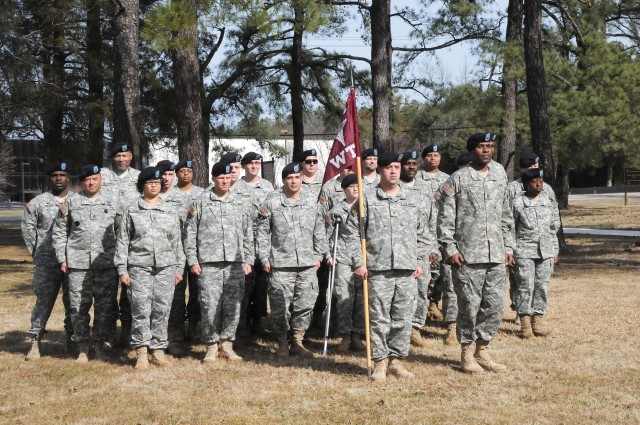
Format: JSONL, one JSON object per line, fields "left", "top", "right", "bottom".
{"left": 449, "top": 252, "right": 465, "bottom": 268}
{"left": 60, "top": 261, "right": 68, "bottom": 274}
{"left": 175, "top": 274, "right": 183, "bottom": 285}
{"left": 354, "top": 266, "right": 368, "bottom": 280}
{"left": 190, "top": 264, "right": 202, "bottom": 276}
{"left": 244, "top": 263, "right": 253, "bottom": 275}
{"left": 505, "top": 254, "right": 516, "bottom": 268}
{"left": 263, "top": 262, "right": 272, "bottom": 273}
{"left": 119, "top": 273, "right": 131, "bottom": 286}
{"left": 326, "top": 257, "right": 334, "bottom": 267}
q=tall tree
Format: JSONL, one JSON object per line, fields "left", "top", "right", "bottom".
{"left": 86, "top": 0, "right": 106, "bottom": 165}
{"left": 171, "top": 0, "right": 207, "bottom": 187}
{"left": 112, "top": 0, "right": 142, "bottom": 168}
{"left": 523, "top": 0, "right": 554, "bottom": 189}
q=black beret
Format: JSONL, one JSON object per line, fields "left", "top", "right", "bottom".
{"left": 175, "top": 160, "right": 194, "bottom": 171}
{"left": 156, "top": 160, "right": 176, "bottom": 173}
{"left": 456, "top": 151, "right": 473, "bottom": 166}
{"left": 340, "top": 173, "right": 358, "bottom": 189}
{"left": 79, "top": 164, "right": 101, "bottom": 180}
{"left": 378, "top": 152, "right": 402, "bottom": 167}
{"left": 109, "top": 143, "right": 133, "bottom": 157}
{"left": 45, "top": 162, "right": 70, "bottom": 175}
{"left": 282, "top": 162, "right": 302, "bottom": 179}
{"left": 297, "top": 149, "right": 317, "bottom": 162}
{"left": 400, "top": 151, "right": 419, "bottom": 165}
{"left": 138, "top": 166, "right": 162, "bottom": 183}
{"left": 241, "top": 152, "right": 263, "bottom": 165}
{"left": 521, "top": 167, "right": 545, "bottom": 182}
{"left": 220, "top": 152, "right": 242, "bottom": 164}
{"left": 421, "top": 144, "right": 441, "bottom": 157}
{"left": 362, "top": 148, "right": 379, "bottom": 159}
{"left": 211, "top": 161, "right": 232, "bottom": 177}
{"left": 519, "top": 151, "right": 540, "bottom": 168}
{"left": 466, "top": 132, "right": 498, "bottom": 151}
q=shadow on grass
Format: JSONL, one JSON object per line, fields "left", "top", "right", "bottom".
{"left": 406, "top": 353, "right": 459, "bottom": 369}
{"left": 0, "top": 330, "right": 72, "bottom": 359}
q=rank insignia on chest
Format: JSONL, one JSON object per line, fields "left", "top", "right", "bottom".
{"left": 58, "top": 203, "right": 68, "bottom": 216}
{"left": 259, "top": 204, "right": 271, "bottom": 217}
{"left": 187, "top": 203, "right": 196, "bottom": 216}
{"left": 318, "top": 195, "right": 326, "bottom": 205}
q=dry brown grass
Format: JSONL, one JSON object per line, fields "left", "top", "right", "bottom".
{"left": 562, "top": 196, "right": 640, "bottom": 230}
{"left": 1, "top": 221, "right": 639, "bottom": 424}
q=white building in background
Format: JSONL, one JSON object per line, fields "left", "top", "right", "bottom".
{"left": 147, "top": 137, "right": 334, "bottom": 187}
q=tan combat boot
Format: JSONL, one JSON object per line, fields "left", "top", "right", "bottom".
{"left": 93, "top": 341, "right": 110, "bottom": 362}
{"left": 25, "top": 338, "right": 40, "bottom": 361}
{"left": 335, "top": 334, "right": 351, "bottom": 354}
{"left": 387, "top": 357, "right": 415, "bottom": 379}
{"left": 202, "top": 343, "right": 218, "bottom": 364}
{"left": 474, "top": 339, "right": 507, "bottom": 373}
{"left": 290, "top": 330, "right": 314, "bottom": 358}
{"left": 519, "top": 315, "right": 534, "bottom": 339}
{"left": 444, "top": 322, "right": 458, "bottom": 346}
{"left": 135, "top": 346, "right": 149, "bottom": 370}
{"left": 350, "top": 332, "right": 366, "bottom": 352}
{"left": 531, "top": 315, "right": 553, "bottom": 337}
{"left": 428, "top": 300, "right": 443, "bottom": 321}
{"left": 460, "top": 342, "right": 484, "bottom": 374}
{"left": 75, "top": 342, "right": 89, "bottom": 363}
{"left": 410, "top": 327, "right": 430, "bottom": 348}
{"left": 149, "top": 349, "right": 172, "bottom": 367}
{"left": 220, "top": 340, "right": 242, "bottom": 361}
{"left": 275, "top": 333, "right": 289, "bottom": 359}
{"left": 370, "top": 358, "right": 388, "bottom": 382}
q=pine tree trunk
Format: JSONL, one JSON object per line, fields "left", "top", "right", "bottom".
{"left": 86, "top": 0, "right": 105, "bottom": 166}
{"left": 500, "top": 0, "right": 522, "bottom": 181}
{"left": 113, "top": 0, "right": 142, "bottom": 168}
{"left": 289, "top": 4, "right": 305, "bottom": 161}
{"left": 370, "top": 0, "right": 392, "bottom": 152}
{"left": 523, "top": 0, "right": 554, "bottom": 187}
{"left": 172, "top": 0, "right": 208, "bottom": 187}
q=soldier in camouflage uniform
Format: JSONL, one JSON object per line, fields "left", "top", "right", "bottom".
{"left": 506, "top": 151, "right": 557, "bottom": 311}
{"left": 171, "top": 160, "right": 205, "bottom": 342}
{"left": 398, "top": 151, "right": 438, "bottom": 349}
{"left": 361, "top": 148, "right": 380, "bottom": 188}
{"left": 512, "top": 168, "right": 559, "bottom": 339}
{"left": 53, "top": 164, "right": 122, "bottom": 363}
{"left": 349, "top": 152, "right": 438, "bottom": 382}
{"left": 115, "top": 167, "right": 185, "bottom": 369}
{"left": 437, "top": 133, "right": 515, "bottom": 374}
{"left": 100, "top": 143, "right": 141, "bottom": 347}
{"left": 314, "top": 167, "right": 355, "bottom": 330}
{"left": 256, "top": 162, "right": 329, "bottom": 359}
{"left": 327, "top": 174, "right": 365, "bottom": 353}
{"left": 184, "top": 162, "right": 254, "bottom": 363}
{"left": 235, "top": 152, "right": 274, "bottom": 336}
{"left": 299, "top": 149, "right": 324, "bottom": 197}
{"left": 21, "top": 162, "right": 74, "bottom": 360}
{"left": 416, "top": 144, "right": 450, "bottom": 324}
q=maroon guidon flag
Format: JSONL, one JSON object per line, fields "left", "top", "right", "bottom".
{"left": 322, "top": 88, "right": 362, "bottom": 185}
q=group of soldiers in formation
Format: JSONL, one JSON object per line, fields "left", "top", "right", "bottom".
{"left": 21, "top": 132, "right": 560, "bottom": 381}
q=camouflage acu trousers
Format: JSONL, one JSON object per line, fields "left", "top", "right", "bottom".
{"left": 332, "top": 262, "right": 364, "bottom": 335}
{"left": 198, "top": 262, "right": 244, "bottom": 344}
{"left": 28, "top": 266, "right": 73, "bottom": 339}
{"left": 369, "top": 270, "right": 416, "bottom": 361}
{"left": 68, "top": 268, "right": 118, "bottom": 343}
{"left": 412, "top": 260, "right": 430, "bottom": 327}
{"left": 452, "top": 263, "right": 506, "bottom": 344}
{"left": 268, "top": 266, "right": 317, "bottom": 333}
{"left": 514, "top": 257, "right": 554, "bottom": 316}
{"left": 440, "top": 263, "right": 458, "bottom": 323}
{"left": 128, "top": 265, "right": 176, "bottom": 350}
